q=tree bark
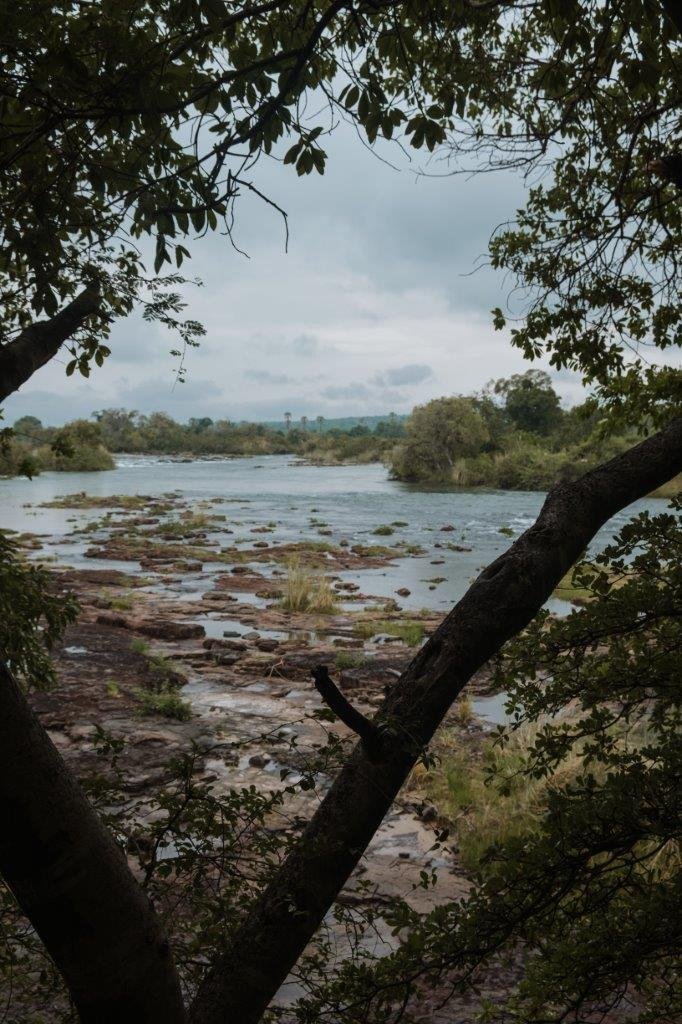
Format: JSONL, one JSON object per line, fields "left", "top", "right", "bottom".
{"left": 0, "top": 664, "right": 186, "bottom": 1024}
{"left": 0, "top": 287, "right": 100, "bottom": 403}
{"left": 189, "top": 417, "right": 682, "bottom": 1024}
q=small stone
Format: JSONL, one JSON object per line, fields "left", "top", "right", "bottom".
{"left": 256, "top": 638, "right": 279, "bottom": 652}
{"left": 396, "top": 587, "right": 411, "bottom": 597}
{"left": 248, "top": 753, "right": 270, "bottom": 768}
{"left": 214, "top": 652, "right": 239, "bottom": 666}
{"left": 419, "top": 804, "right": 438, "bottom": 823}
{"left": 440, "top": 524, "right": 455, "bottom": 532}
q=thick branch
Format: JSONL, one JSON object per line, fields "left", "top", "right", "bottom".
{"left": 0, "top": 664, "right": 185, "bottom": 1024}
{"left": 188, "top": 417, "right": 682, "bottom": 1024}
{"left": 0, "top": 287, "right": 100, "bottom": 403}
{"left": 312, "top": 665, "right": 384, "bottom": 759}
{"left": 661, "top": 0, "right": 682, "bottom": 36}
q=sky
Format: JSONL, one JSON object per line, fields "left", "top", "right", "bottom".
{"left": 4, "top": 120, "right": 588, "bottom": 427}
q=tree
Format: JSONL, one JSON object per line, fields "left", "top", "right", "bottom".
{"left": 301, "top": 415, "right": 309, "bottom": 432}
{"left": 0, "top": 0, "right": 458, "bottom": 403}
{"left": 284, "top": 412, "right": 292, "bottom": 433}
{"left": 188, "top": 425, "right": 682, "bottom": 1024}
{"left": 188, "top": 417, "right": 213, "bottom": 434}
{"left": 374, "top": 414, "right": 405, "bottom": 439}
{"left": 93, "top": 409, "right": 140, "bottom": 451}
{"left": 316, "top": 415, "right": 325, "bottom": 433}
{"left": 12, "top": 415, "right": 44, "bottom": 442}
{"left": 0, "top": 2, "right": 681, "bottom": 1022}
{"left": 390, "top": 396, "right": 489, "bottom": 481}
{"left": 492, "top": 370, "right": 563, "bottom": 435}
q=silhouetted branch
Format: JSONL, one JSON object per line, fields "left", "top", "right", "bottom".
{"left": 312, "top": 665, "right": 384, "bottom": 759}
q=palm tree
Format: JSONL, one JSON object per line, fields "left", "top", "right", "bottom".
{"left": 316, "top": 415, "right": 324, "bottom": 434}
{"left": 300, "top": 415, "right": 308, "bottom": 432}
{"left": 284, "top": 411, "right": 292, "bottom": 432}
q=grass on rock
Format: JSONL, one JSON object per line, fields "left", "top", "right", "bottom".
{"left": 353, "top": 618, "right": 425, "bottom": 646}
{"left": 279, "top": 560, "right": 339, "bottom": 614}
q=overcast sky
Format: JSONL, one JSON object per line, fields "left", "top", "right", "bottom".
{"left": 5, "top": 121, "right": 588, "bottom": 427}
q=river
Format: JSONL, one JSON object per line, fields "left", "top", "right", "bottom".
{"left": 1, "top": 453, "right": 665, "bottom": 618}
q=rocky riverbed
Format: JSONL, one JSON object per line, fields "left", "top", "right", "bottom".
{"left": 18, "top": 488, "right": 522, "bottom": 1019}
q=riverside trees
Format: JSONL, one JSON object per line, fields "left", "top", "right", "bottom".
{"left": 0, "top": 2, "right": 680, "bottom": 1023}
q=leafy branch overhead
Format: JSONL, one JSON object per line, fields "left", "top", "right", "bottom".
{"left": 1, "top": 1, "right": 679, "bottom": 420}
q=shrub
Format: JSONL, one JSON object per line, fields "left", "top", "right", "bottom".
{"left": 335, "top": 651, "right": 367, "bottom": 670}
{"left": 134, "top": 687, "right": 192, "bottom": 721}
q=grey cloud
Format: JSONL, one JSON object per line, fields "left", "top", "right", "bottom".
{"left": 321, "top": 382, "right": 371, "bottom": 400}
{"left": 120, "top": 377, "right": 224, "bottom": 407}
{"left": 244, "top": 369, "right": 293, "bottom": 384}
{"left": 292, "top": 333, "right": 319, "bottom": 357}
{"left": 373, "top": 363, "right": 433, "bottom": 387}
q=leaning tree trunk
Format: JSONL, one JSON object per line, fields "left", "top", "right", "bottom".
{"left": 0, "top": 664, "right": 186, "bottom": 1024}
{"left": 189, "top": 417, "right": 682, "bottom": 1024}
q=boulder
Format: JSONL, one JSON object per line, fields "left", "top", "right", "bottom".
{"left": 137, "top": 619, "right": 205, "bottom": 641}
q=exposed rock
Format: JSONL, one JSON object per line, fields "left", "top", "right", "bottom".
{"left": 95, "top": 612, "right": 205, "bottom": 640}
{"left": 248, "top": 753, "right": 270, "bottom": 768}
{"left": 214, "top": 652, "right": 239, "bottom": 666}
{"left": 440, "top": 524, "right": 455, "bottom": 532}
{"left": 256, "top": 638, "right": 279, "bottom": 652}
{"left": 137, "top": 619, "right": 205, "bottom": 641}
{"left": 396, "top": 587, "right": 411, "bottom": 597}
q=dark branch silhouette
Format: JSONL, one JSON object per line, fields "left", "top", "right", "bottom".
{"left": 0, "top": 287, "right": 100, "bottom": 403}
{"left": 312, "top": 665, "right": 384, "bottom": 759}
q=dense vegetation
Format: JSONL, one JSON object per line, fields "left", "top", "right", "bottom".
{"left": 388, "top": 371, "right": 680, "bottom": 492}
{"left": 2, "top": 417, "right": 114, "bottom": 476}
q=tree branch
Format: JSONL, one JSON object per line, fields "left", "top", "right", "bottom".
{"left": 188, "top": 416, "right": 682, "bottom": 1024}
{"left": 661, "top": 0, "right": 682, "bottom": 36}
{"left": 0, "top": 287, "right": 100, "bottom": 403}
{"left": 0, "top": 663, "right": 185, "bottom": 1023}
{"left": 312, "top": 665, "right": 384, "bottom": 759}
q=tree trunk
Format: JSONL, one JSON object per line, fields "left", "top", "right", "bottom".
{"left": 0, "top": 664, "right": 186, "bottom": 1024}
{"left": 189, "top": 417, "right": 682, "bottom": 1024}
{"left": 0, "top": 287, "right": 99, "bottom": 403}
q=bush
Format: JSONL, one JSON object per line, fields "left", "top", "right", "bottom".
{"left": 134, "top": 687, "right": 192, "bottom": 721}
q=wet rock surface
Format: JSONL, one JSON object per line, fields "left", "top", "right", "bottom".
{"left": 25, "top": 494, "right": 510, "bottom": 1020}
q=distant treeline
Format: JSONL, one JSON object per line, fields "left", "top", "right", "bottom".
{"left": 3, "top": 374, "right": 678, "bottom": 495}
{"left": 1, "top": 409, "right": 405, "bottom": 476}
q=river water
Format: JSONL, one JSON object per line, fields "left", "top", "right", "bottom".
{"left": 1, "top": 453, "right": 667, "bottom": 618}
